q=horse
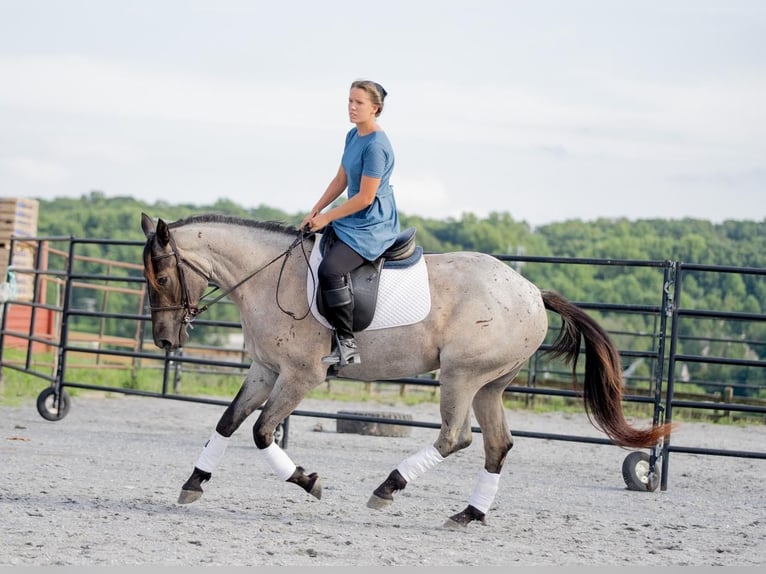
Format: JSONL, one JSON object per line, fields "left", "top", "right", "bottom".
{"left": 140, "top": 212, "right": 671, "bottom": 527}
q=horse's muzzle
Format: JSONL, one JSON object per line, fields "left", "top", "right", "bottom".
{"left": 153, "top": 328, "right": 185, "bottom": 351}
{"left": 157, "top": 338, "right": 177, "bottom": 351}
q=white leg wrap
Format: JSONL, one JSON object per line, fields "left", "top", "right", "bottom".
{"left": 468, "top": 468, "right": 501, "bottom": 514}
{"left": 194, "top": 431, "right": 230, "bottom": 473}
{"left": 259, "top": 442, "right": 297, "bottom": 481}
{"left": 396, "top": 445, "right": 445, "bottom": 483}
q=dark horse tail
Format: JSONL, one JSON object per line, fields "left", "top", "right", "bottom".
{"left": 541, "top": 290, "right": 673, "bottom": 448}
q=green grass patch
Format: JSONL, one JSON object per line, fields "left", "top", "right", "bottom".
{"left": 0, "top": 348, "right": 246, "bottom": 406}
{"left": 3, "top": 350, "right": 763, "bottom": 426}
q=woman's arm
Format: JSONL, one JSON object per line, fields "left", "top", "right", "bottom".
{"left": 308, "top": 174, "right": 380, "bottom": 231}
{"left": 301, "top": 164, "right": 347, "bottom": 228}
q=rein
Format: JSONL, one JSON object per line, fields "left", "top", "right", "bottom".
{"left": 150, "top": 228, "right": 315, "bottom": 325}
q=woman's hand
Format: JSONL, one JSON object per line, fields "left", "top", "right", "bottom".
{"left": 305, "top": 212, "right": 331, "bottom": 232}
{"left": 300, "top": 209, "right": 319, "bottom": 231}
{"left": 303, "top": 164, "right": 348, "bottom": 231}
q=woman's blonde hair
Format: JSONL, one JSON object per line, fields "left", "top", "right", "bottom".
{"left": 350, "top": 80, "right": 387, "bottom": 117}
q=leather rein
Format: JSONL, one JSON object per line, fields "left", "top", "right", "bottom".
{"left": 149, "top": 228, "right": 315, "bottom": 326}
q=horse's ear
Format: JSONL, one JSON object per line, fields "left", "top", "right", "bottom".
{"left": 155, "top": 218, "right": 171, "bottom": 247}
{"left": 141, "top": 213, "right": 157, "bottom": 238}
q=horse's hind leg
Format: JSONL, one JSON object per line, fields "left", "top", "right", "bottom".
{"left": 367, "top": 379, "right": 476, "bottom": 509}
{"left": 445, "top": 372, "right": 517, "bottom": 528}
{"left": 178, "top": 362, "right": 277, "bottom": 504}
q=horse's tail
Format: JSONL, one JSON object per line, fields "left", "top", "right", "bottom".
{"left": 541, "top": 289, "right": 673, "bottom": 448}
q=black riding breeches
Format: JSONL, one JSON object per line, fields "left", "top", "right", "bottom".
{"left": 318, "top": 238, "right": 365, "bottom": 292}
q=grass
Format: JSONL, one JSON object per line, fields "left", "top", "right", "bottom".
{"left": 0, "top": 348, "right": 246, "bottom": 406}
{"left": 2, "top": 349, "right": 763, "bottom": 426}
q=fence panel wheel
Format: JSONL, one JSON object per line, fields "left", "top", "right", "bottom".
{"left": 274, "top": 420, "right": 286, "bottom": 448}
{"left": 36, "top": 387, "right": 71, "bottom": 421}
{"left": 622, "top": 451, "right": 660, "bottom": 492}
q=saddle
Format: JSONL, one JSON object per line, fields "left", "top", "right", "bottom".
{"left": 315, "top": 227, "right": 422, "bottom": 332}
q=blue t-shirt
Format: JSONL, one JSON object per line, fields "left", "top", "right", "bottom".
{"left": 331, "top": 127, "right": 400, "bottom": 261}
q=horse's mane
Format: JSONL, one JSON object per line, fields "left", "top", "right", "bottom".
{"left": 168, "top": 213, "right": 299, "bottom": 235}
{"left": 143, "top": 213, "right": 300, "bottom": 289}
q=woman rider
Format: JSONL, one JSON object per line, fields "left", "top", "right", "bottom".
{"left": 301, "top": 79, "right": 400, "bottom": 366}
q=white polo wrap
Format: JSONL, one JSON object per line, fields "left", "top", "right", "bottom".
{"left": 259, "top": 442, "right": 297, "bottom": 481}
{"left": 468, "top": 468, "right": 501, "bottom": 513}
{"left": 194, "top": 431, "right": 230, "bottom": 473}
{"left": 396, "top": 445, "right": 445, "bottom": 483}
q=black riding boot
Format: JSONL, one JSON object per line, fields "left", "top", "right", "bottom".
{"left": 321, "top": 285, "right": 360, "bottom": 366}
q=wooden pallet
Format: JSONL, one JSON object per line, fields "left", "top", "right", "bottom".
{"left": 0, "top": 198, "right": 39, "bottom": 239}
{"left": 0, "top": 197, "right": 39, "bottom": 212}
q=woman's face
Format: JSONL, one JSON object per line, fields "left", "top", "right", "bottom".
{"left": 348, "top": 87, "right": 378, "bottom": 124}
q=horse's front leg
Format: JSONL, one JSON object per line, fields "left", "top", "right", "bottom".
{"left": 252, "top": 371, "right": 323, "bottom": 500}
{"left": 178, "top": 362, "right": 277, "bottom": 504}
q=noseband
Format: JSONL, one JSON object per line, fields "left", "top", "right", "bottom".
{"left": 148, "top": 228, "right": 314, "bottom": 326}
{"left": 149, "top": 231, "right": 209, "bottom": 326}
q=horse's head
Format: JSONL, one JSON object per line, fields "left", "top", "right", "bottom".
{"left": 141, "top": 212, "right": 209, "bottom": 350}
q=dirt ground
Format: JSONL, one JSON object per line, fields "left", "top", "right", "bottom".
{"left": 1, "top": 393, "right": 764, "bottom": 566}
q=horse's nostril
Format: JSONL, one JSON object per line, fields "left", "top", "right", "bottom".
{"left": 160, "top": 339, "right": 174, "bottom": 351}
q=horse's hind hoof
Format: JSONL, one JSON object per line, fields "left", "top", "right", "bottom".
{"left": 366, "top": 494, "right": 393, "bottom": 510}
{"left": 178, "top": 489, "right": 203, "bottom": 504}
{"left": 367, "top": 469, "right": 406, "bottom": 510}
{"left": 443, "top": 505, "right": 487, "bottom": 528}
{"left": 288, "top": 467, "right": 322, "bottom": 500}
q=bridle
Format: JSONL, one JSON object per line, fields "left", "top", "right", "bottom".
{"left": 148, "top": 228, "right": 315, "bottom": 327}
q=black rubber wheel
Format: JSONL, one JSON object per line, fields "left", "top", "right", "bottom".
{"left": 622, "top": 451, "right": 660, "bottom": 492}
{"left": 36, "top": 387, "right": 71, "bottom": 421}
{"left": 336, "top": 411, "right": 413, "bottom": 437}
{"left": 274, "top": 420, "right": 285, "bottom": 448}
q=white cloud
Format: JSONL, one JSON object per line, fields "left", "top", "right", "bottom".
{"left": 0, "top": 1, "right": 763, "bottom": 226}
{"left": 0, "top": 55, "right": 340, "bottom": 131}
{"left": 0, "top": 156, "right": 69, "bottom": 185}
{"left": 394, "top": 176, "right": 457, "bottom": 219}
{"left": 388, "top": 73, "right": 766, "bottom": 168}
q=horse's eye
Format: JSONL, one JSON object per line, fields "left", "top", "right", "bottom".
{"left": 157, "top": 276, "right": 169, "bottom": 287}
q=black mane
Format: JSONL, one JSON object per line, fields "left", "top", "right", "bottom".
{"left": 168, "top": 213, "right": 299, "bottom": 235}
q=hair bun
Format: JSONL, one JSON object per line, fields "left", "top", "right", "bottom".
{"left": 374, "top": 82, "right": 388, "bottom": 100}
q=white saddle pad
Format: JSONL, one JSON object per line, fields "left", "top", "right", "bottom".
{"left": 306, "top": 235, "right": 431, "bottom": 331}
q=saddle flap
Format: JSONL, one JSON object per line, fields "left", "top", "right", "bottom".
{"left": 309, "top": 233, "right": 429, "bottom": 333}
{"left": 316, "top": 259, "right": 382, "bottom": 332}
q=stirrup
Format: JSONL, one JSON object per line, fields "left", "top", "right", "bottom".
{"left": 321, "top": 336, "right": 361, "bottom": 367}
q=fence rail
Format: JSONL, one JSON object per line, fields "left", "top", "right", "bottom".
{"left": 1, "top": 235, "right": 764, "bottom": 492}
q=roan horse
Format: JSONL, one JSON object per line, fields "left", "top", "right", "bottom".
{"left": 141, "top": 213, "right": 670, "bottom": 527}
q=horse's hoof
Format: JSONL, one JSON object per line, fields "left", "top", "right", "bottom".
{"left": 308, "top": 475, "right": 322, "bottom": 500}
{"left": 444, "top": 505, "right": 486, "bottom": 527}
{"left": 366, "top": 494, "right": 393, "bottom": 510}
{"left": 288, "top": 467, "right": 322, "bottom": 500}
{"left": 367, "top": 469, "right": 406, "bottom": 510}
{"left": 178, "top": 467, "right": 210, "bottom": 504}
{"left": 177, "top": 489, "right": 203, "bottom": 504}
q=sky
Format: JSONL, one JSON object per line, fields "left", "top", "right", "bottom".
{"left": 1, "top": 0, "right": 764, "bottom": 227}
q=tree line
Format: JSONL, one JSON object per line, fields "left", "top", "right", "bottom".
{"left": 32, "top": 192, "right": 765, "bottom": 396}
